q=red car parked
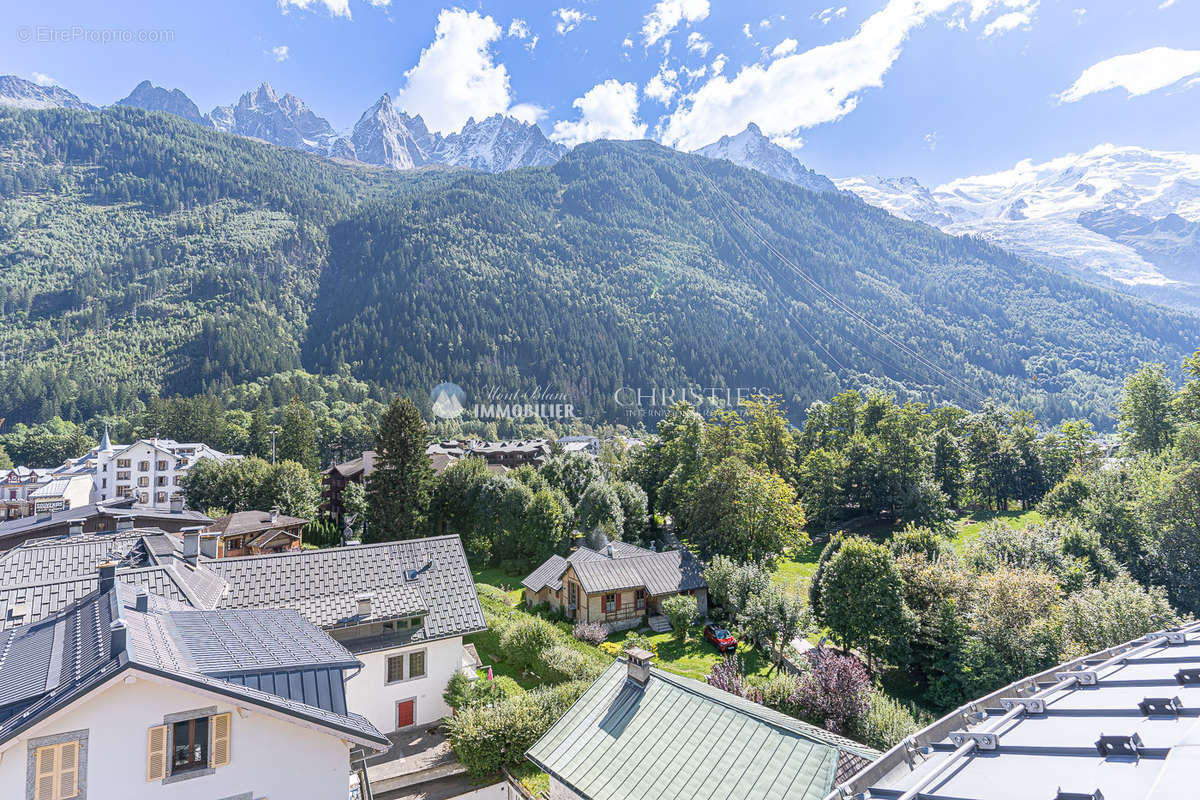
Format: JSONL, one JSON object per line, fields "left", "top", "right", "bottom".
{"left": 703, "top": 623, "right": 737, "bottom": 653}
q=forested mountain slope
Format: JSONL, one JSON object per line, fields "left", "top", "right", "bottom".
{"left": 0, "top": 107, "right": 1195, "bottom": 428}
{"left": 307, "top": 141, "right": 1199, "bottom": 425}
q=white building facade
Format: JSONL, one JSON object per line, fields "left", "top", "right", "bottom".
{"left": 93, "top": 438, "right": 239, "bottom": 509}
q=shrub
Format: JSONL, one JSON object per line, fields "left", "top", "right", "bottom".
{"left": 621, "top": 631, "right": 658, "bottom": 659}
{"left": 791, "top": 648, "right": 871, "bottom": 734}
{"left": 573, "top": 621, "right": 607, "bottom": 646}
{"left": 706, "top": 654, "right": 760, "bottom": 701}
{"left": 498, "top": 615, "right": 559, "bottom": 674}
{"left": 756, "top": 671, "right": 802, "bottom": 713}
{"left": 662, "top": 594, "right": 698, "bottom": 642}
{"left": 850, "top": 690, "right": 922, "bottom": 751}
{"left": 541, "top": 644, "right": 606, "bottom": 683}
{"left": 446, "top": 680, "right": 590, "bottom": 777}
{"left": 444, "top": 671, "right": 524, "bottom": 711}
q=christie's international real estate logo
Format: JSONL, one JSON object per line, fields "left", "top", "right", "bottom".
{"left": 430, "top": 382, "right": 575, "bottom": 420}
{"left": 614, "top": 385, "right": 770, "bottom": 417}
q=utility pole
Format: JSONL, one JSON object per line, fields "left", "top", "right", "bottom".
{"left": 271, "top": 431, "right": 276, "bottom": 465}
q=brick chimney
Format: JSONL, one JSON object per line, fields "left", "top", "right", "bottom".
{"left": 625, "top": 646, "right": 653, "bottom": 685}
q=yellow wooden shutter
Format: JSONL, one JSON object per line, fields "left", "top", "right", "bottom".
{"left": 57, "top": 740, "right": 79, "bottom": 799}
{"left": 146, "top": 725, "right": 168, "bottom": 781}
{"left": 34, "top": 745, "right": 56, "bottom": 800}
{"left": 210, "top": 712, "right": 231, "bottom": 768}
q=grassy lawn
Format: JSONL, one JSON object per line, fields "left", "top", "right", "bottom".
{"left": 951, "top": 509, "right": 1044, "bottom": 553}
{"left": 614, "top": 628, "right": 774, "bottom": 682}
{"left": 470, "top": 565, "right": 526, "bottom": 604}
{"left": 770, "top": 541, "right": 823, "bottom": 595}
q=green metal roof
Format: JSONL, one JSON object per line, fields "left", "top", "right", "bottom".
{"left": 526, "top": 659, "right": 879, "bottom": 800}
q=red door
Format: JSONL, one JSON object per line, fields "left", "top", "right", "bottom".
{"left": 397, "top": 700, "right": 415, "bottom": 729}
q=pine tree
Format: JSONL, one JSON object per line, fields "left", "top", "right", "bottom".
{"left": 248, "top": 405, "right": 274, "bottom": 460}
{"left": 366, "top": 397, "right": 433, "bottom": 541}
{"left": 277, "top": 398, "right": 317, "bottom": 471}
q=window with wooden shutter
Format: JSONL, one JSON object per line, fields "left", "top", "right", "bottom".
{"left": 146, "top": 724, "right": 168, "bottom": 781}
{"left": 33, "top": 742, "right": 80, "bottom": 800}
{"left": 209, "top": 712, "right": 231, "bottom": 768}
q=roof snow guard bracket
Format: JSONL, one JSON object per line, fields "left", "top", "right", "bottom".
{"left": 1175, "top": 668, "right": 1200, "bottom": 686}
{"left": 948, "top": 731, "right": 999, "bottom": 751}
{"left": 1095, "top": 732, "right": 1143, "bottom": 759}
{"left": 1139, "top": 696, "right": 1183, "bottom": 717}
{"left": 1056, "top": 669, "right": 1098, "bottom": 686}
{"left": 1147, "top": 630, "right": 1187, "bottom": 645}
{"left": 1000, "top": 697, "right": 1046, "bottom": 715}
{"left": 1055, "top": 790, "right": 1105, "bottom": 800}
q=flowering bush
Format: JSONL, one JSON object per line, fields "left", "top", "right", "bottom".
{"left": 573, "top": 620, "right": 607, "bottom": 645}
{"left": 791, "top": 648, "right": 872, "bottom": 734}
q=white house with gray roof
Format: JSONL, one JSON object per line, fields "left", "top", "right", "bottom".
{"left": 0, "top": 575, "right": 389, "bottom": 800}
{"left": 0, "top": 527, "right": 487, "bottom": 737}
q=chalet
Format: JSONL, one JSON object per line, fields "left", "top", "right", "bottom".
{"left": 0, "top": 467, "right": 51, "bottom": 520}
{"left": 527, "top": 649, "right": 879, "bottom": 800}
{"left": 0, "top": 576, "right": 389, "bottom": 799}
{"left": 206, "top": 508, "right": 306, "bottom": 557}
{"left": 522, "top": 541, "right": 707, "bottom": 633}
{"left": 321, "top": 451, "right": 376, "bottom": 522}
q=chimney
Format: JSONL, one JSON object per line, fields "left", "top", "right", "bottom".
{"left": 200, "top": 535, "right": 218, "bottom": 560}
{"left": 181, "top": 526, "right": 204, "bottom": 564}
{"left": 269, "top": 506, "right": 279, "bottom": 524}
{"left": 625, "top": 647, "right": 653, "bottom": 685}
{"left": 110, "top": 619, "right": 127, "bottom": 659}
{"left": 356, "top": 592, "right": 374, "bottom": 620}
{"left": 98, "top": 561, "right": 117, "bottom": 593}
{"left": 134, "top": 587, "right": 149, "bottom": 613}
{"left": 36, "top": 511, "right": 52, "bottom": 522}
{"left": 68, "top": 519, "right": 84, "bottom": 537}
{"left": 605, "top": 543, "right": 614, "bottom": 558}
{"left": 170, "top": 495, "right": 184, "bottom": 513}
{"left": 115, "top": 515, "right": 134, "bottom": 532}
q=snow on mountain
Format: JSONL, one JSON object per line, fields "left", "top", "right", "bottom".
{"left": 115, "top": 80, "right": 210, "bottom": 126}
{"left": 0, "top": 75, "right": 94, "bottom": 111}
{"left": 838, "top": 145, "right": 1200, "bottom": 302}
{"left": 209, "top": 82, "right": 339, "bottom": 156}
{"left": 350, "top": 94, "right": 435, "bottom": 169}
{"left": 434, "top": 114, "right": 566, "bottom": 172}
{"left": 695, "top": 123, "right": 837, "bottom": 194}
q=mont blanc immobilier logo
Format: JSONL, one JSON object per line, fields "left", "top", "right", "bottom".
{"left": 430, "top": 382, "right": 575, "bottom": 420}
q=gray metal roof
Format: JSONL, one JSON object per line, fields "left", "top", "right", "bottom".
{"left": 0, "top": 583, "right": 389, "bottom": 749}
{"left": 831, "top": 620, "right": 1200, "bottom": 800}
{"left": 522, "top": 543, "right": 707, "bottom": 597}
{"left": 528, "top": 659, "right": 878, "bottom": 800}
{"left": 0, "top": 500, "right": 211, "bottom": 541}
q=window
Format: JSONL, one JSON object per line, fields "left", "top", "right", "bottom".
{"left": 156, "top": 492, "right": 167, "bottom": 503}
{"left": 635, "top": 589, "right": 646, "bottom": 610}
{"left": 147, "top": 711, "right": 230, "bottom": 784}
{"left": 156, "top": 476, "right": 167, "bottom": 486}
{"left": 138, "top": 461, "right": 150, "bottom": 471}
{"left": 226, "top": 537, "right": 242, "bottom": 551}
{"left": 101, "top": 479, "right": 107, "bottom": 489}
{"left": 157, "top": 460, "right": 168, "bottom": 470}
{"left": 171, "top": 717, "right": 208, "bottom": 773}
{"left": 386, "top": 650, "right": 427, "bottom": 684}
{"left": 604, "top": 593, "right": 616, "bottom": 613}
{"left": 117, "top": 459, "right": 131, "bottom": 468}
{"left": 568, "top": 582, "right": 578, "bottom": 606}
{"left": 31, "top": 740, "right": 80, "bottom": 800}
{"left": 137, "top": 477, "right": 149, "bottom": 487}
{"left": 116, "top": 471, "right": 130, "bottom": 480}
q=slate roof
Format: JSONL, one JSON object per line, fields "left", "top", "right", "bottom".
{"left": 832, "top": 619, "right": 1200, "bottom": 800}
{"left": 527, "top": 659, "right": 878, "bottom": 800}
{"left": 208, "top": 510, "right": 308, "bottom": 538}
{"left": 0, "top": 583, "right": 388, "bottom": 749}
{"left": 522, "top": 542, "right": 706, "bottom": 597}
{"left": 324, "top": 451, "right": 377, "bottom": 478}
{"left": 0, "top": 500, "right": 211, "bottom": 542}
{"left": 246, "top": 528, "right": 300, "bottom": 549}
{"left": 207, "top": 536, "right": 485, "bottom": 642}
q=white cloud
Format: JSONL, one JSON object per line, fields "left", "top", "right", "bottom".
{"left": 1159, "top": 0, "right": 1177, "bottom": 7}
{"left": 772, "top": 38, "right": 798, "bottom": 57}
{"left": 662, "top": 0, "right": 1040, "bottom": 151}
{"left": 741, "top": 23, "right": 752, "bottom": 38}
{"left": 555, "top": 8, "right": 593, "bottom": 35}
{"left": 772, "top": 134, "right": 804, "bottom": 151}
{"left": 271, "top": 45, "right": 290, "bottom": 62}
{"left": 278, "top": 0, "right": 352, "bottom": 18}
{"left": 645, "top": 63, "right": 680, "bottom": 104}
{"left": 1072, "top": 7, "right": 1087, "bottom": 22}
{"left": 759, "top": 18, "right": 771, "bottom": 29}
{"left": 642, "top": 0, "right": 710, "bottom": 47}
{"left": 509, "top": 103, "right": 547, "bottom": 123}
{"left": 396, "top": 8, "right": 528, "bottom": 134}
{"left": 982, "top": 9, "right": 1033, "bottom": 36}
{"left": 814, "top": 6, "right": 849, "bottom": 24}
{"left": 551, "top": 80, "right": 647, "bottom": 146}
{"left": 508, "top": 18, "right": 530, "bottom": 38}
{"left": 623, "top": 36, "right": 634, "bottom": 48}
{"left": 367, "top": 0, "right": 390, "bottom": 5}
{"left": 681, "top": 63, "right": 707, "bottom": 82}
{"left": 1059, "top": 46, "right": 1200, "bottom": 103}
{"left": 711, "top": 53, "right": 727, "bottom": 75}
{"left": 30, "top": 72, "right": 56, "bottom": 87}
{"left": 924, "top": 131, "right": 937, "bottom": 151}
{"left": 687, "top": 32, "right": 711, "bottom": 56}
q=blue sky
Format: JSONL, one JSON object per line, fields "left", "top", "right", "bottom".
{"left": 3, "top": 0, "right": 1198, "bottom": 183}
